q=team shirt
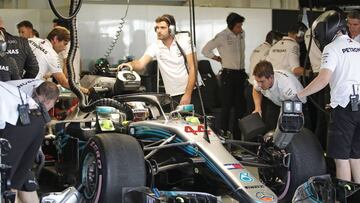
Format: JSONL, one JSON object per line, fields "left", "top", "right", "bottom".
{"left": 353, "top": 34, "right": 360, "bottom": 43}
{"left": 248, "top": 42, "right": 271, "bottom": 84}
{"left": 28, "top": 38, "right": 63, "bottom": 80}
{"left": 320, "top": 35, "right": 360, "bottom": 108}
{"left": 202, "top": 28, "right": 245, "bottom": 70}
{"left": 304, "top": 29, "right": 321, "bottom": 73}
{"left": 0, "top": 79, "right": 43, "bottom": 129}
{"left": 0, "top": 56, "right": 20, "bottom": 81}
{"left": 145, "top": 33, "right": 202, "bottom": 96}
{"left": 266, "top": 36, "right": 300, "bottom": 73}
{"left": 254, "top": 70, "right": 306, "bottom": 106}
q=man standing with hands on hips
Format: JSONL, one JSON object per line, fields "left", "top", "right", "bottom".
{"left": 297, "top": 10, "right": 360, "bottom": 184}
{"left": 202, "top": 12, "right": 247, "bottom": 140}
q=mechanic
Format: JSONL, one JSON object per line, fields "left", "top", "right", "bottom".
{"left": 245, "top": 30, "right": 283, "bottom": 115}
{"left": 201, "top": 12, "right": 247, "bottom": 139}
{"left": 17, "top": 20, "right": 36, "bottom": 39}
{"left": 347, "top": 9, "right": 360, "bottom": 43}
{"left": 252, "top": 60, "right": 306, "bottom": 131}
{"left": 266, "top": 22, "right": 306, "bottom": 77}
{"left": 0, "top": 30, "right": 21, "bottom": 81}
{"left": 121, "top": 14, "right": 203, "bottom": 113}
{"left": 297, "top": 10, "right": 360, "bottom": 184}
{"left": 0, "top": 79, "right": 59, "bottom": 203}
{"left": 28, "top": 26, "right": 88, "bottom": 94}
{"left": 0, "top": 16, "right": 39, "bottom": 79}
{"left": 52, "top": 18, "right": 82, "bottom": 83}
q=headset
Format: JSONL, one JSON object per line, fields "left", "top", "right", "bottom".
{"left": 154, "top": 14, "right": 176, "bottom": 36}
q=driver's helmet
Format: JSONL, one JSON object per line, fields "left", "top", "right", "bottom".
{"left": 94, "top": 58, "right": 110, "bottom": 74}
{"left": 312, "top": 10, "right": 347, "bottom": 51}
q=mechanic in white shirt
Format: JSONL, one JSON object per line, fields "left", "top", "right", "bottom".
{"left": 297, "top": 11, "right": 360, "bottom": 184}
{"left": 245, "top": 31, "right": 283, "bottom": 115}
{"left": 0, "top": 79, "right": 59, "bottom": 203}
{"left": 201, "top": 12, "right": 246, "bottom": 139}
{"left": 266, "top": 23, "right": 305, "bottom": 77}
{"left": 121, "top": 14, "right": 203, "bottom": 113}
{"left": 347, "top": 9, "right": 360, "bottom": 43}
{"left": 252, "top": 60, "right": 306, "bottom": 130}
{"left": 28, "top": 27, "right": 88, "bottom": 94}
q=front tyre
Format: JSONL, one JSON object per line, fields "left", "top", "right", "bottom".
{"left": 259, "top": 128, "right": 327, "bottom": 203}
{"left": 80, "top": 133, "right": 146, "bottom": 203}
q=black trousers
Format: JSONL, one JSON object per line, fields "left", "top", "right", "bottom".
{"left": 171, "top": 87, "right": 203, "bottom": 115}
{"left": 220, "top": 69, "right": 248, "bottom": 140}
{"left": 0, "top": 114, "right": 45, "bottom": 189}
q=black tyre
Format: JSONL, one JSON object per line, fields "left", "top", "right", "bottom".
{"left": 259, "top": 128, "right": 327, "bottom": 203}
{"left": 80, "top": 133, "right": 146, "bottom": 203}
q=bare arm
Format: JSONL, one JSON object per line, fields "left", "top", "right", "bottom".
{"left": 297, "top": 68, "right": 332, "bottom": 99}
{"left": 292, "top": 67, "right": 304, "bottom": 77}
{"left": 53, "top": 72, "right": 89, "bottom": 94}
{"left": 180, "top": 53, "right": 197, "bottom": 105}
{"left": 252, "top": 87, "right": 263, "bottom": 115}
{"left": 128, "top": 55, "right": 153, "bottom": 71}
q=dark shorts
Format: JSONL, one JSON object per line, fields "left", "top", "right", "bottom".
{"left": 20, "top": 170, "right": 39, "bottom": 192}
{"left": 327, "top": 104, "right": 360, "bottom": 159}
{"left": 0, "top": 114, "right": 45, "bottom": 190}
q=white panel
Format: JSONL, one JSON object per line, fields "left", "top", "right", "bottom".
{"left": 77, "top": 4, "right": 272, "bottom": 73}
{"left": 0, "top": 9, "right": 41, "bottom": 35}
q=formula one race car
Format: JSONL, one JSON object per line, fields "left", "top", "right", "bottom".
{"left": 41, "top": 68, "right": 326, "bottom": 203}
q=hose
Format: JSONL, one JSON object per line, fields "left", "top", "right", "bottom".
{"left": 48, "top": 0, "right": 133, "bottom": 114}
{"left": 103, "top": 0, "right": 130, "bottom": 59}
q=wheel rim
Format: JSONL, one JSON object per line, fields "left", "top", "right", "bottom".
{"left": 82, "top": 152, "right": 98, "bottom": 199}
{"left": 258, "top": 145, "right": 290, "bottom": 199}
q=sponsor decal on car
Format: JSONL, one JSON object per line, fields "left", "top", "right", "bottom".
{"left": 224, "top": 163, "right": 243, "bottom": 170}
{"left": 244, "top": 185, "right": 265, "bottom": 189}
{"left": 184, "top": 125, "right": 211, "bottom": 135}
{"left": 256, "top": 192, "right": 274, "bottom": 202}
{"left": 239, "top": 172, "right": 254, "bottom": 182}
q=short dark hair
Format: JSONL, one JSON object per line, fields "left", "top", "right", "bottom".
{"left": 47, "top": 26, "right": 70, "bottom": 42}
{"left": 265, "top": 30, "right": 284, "bottom": 44}
{"left": 155, "top": 14, "right": 176, "bottom": 27}
{"left": 288, "top": 22, "right": 307, "bottom": 34}
{"left": 33, "top": 29, "right": 39, "bottom": 38}
{"left": 17, "top": 20, "right": 33, "bottom": 29}
{"left": 53, "top": 18, "right": 70, "bottom": 29}
{"left": 36, "top": 81, "right": 60, "bottom": 101}
{"left": 348, "top": 9, "right": 360, "bottom": 20}
{"left": 253, "top": 60, "right": 274, "bottom": 78}
{"left": 226, "top": 12, "right": 245, "bottom": 30}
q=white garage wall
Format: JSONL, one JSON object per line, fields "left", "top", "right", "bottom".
{"left": 77, "top": 4, "right": 272, "bottom": 73}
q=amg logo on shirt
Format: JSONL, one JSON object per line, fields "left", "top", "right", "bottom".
{"left": 272, "top": 49, "right": 286, "bottom": 53}
{"left": 29, "top": 40, "right": 48, "bottom": 54}
{"left": 6, "top": 49, "right": 19, "bottom": 55}
{"left": 0, "top": 65, "right": 9, "bottom": 71}
{"left": 342, "top": 47, "right": 360, "bottom": 53}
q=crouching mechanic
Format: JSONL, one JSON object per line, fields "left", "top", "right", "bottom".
{"left": 252, "top": 60, "right": 306, "bottom": 130}
{"left": 0, "top": 79, "right": 59, "bottom": 203}
{"left": 297, "top": 10, "right": 360, "bottom": 184}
